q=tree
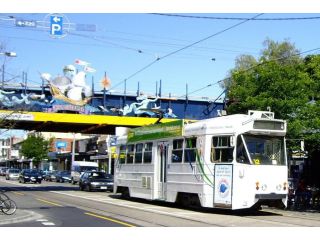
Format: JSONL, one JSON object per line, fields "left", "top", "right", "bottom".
{"left": 21, "top": 133, "right": 52, "bottom": 168}
{"left": 225, "top": 38, "right": 320, "bottom": 184}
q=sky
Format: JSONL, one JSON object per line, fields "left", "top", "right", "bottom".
{"left": 1, "top": 0, "right": 320, "bottom": 140}
{"left": 1, "top": 3, "right": 320, "bottom": 102}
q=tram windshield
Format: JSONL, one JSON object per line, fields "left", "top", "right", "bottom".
{"left": 236, "top": 134, "right": 286, "bottom": 165}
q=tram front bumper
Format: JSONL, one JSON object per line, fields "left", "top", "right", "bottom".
{"left": 255, "top": 193, "right": 287, "bottom": 200}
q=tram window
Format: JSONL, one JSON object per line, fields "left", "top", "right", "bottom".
{"left": 126, "top": 144, "right": 134, "bottom": 164}
{"left": 135, "top": 143, "right": 143, "bottom": 163}
{"left": 143, "top": 142, "right": 153, "bottom": 163}
{"left": 119, "top": 145, "right": 126, "bottom": 164}
{"left": 211, "top": 136, "right": 234, "bottom": 162}
{"left": 243, "top": 135, "right": 285, "bottom": 165}
{"left": 184, "top": 137, "right": 197, "bottom": 163}
{"left": 172, "top": 139, "right": 183, "bottom": 163}
{"left": 236, "top": 136, "right": 250, "bottom": 164}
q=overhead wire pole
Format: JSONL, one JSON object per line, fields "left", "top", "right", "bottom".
{"left": 108, "top": 13, "right": 264, "bottom": 93}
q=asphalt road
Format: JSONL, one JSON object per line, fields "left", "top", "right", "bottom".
{"left": 0, "top": 178, "right": 135, "bottom": 227}
{"left": 1, "top": 176, "right": 320, "bottom": 228}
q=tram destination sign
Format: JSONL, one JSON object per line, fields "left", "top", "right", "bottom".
{"left": 127, "top": 120, "right": 183, "bottom": 143}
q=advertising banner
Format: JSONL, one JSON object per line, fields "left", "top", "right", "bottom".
{"left": 127, "top": 120, "right": 183, "bottom": 143}
{"left": 214, "top": 164, "right": 233, "bottom": 206}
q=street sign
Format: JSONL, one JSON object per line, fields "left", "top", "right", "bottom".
{"left": 15, "top": 19, "right": 37, "bottom": 28}
{"left": 76, "top": 24, "right": 97, "bottom": 32}
{"left": 56, "top": 141, "right": 67, "bottom": 148}
{"left": 50, "top": 15, "right": 63, "bottom": 36}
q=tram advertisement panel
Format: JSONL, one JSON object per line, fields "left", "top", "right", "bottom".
{"left": 214, "top": 164, "right": 233, "bottom": 206}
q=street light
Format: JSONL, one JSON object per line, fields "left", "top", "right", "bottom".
{"left": 1, "top": 51, "right": 17, "bottom": 89}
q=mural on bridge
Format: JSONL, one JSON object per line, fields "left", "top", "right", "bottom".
{"left": 119, "top": 95, "right": 177, "bottom": 118}
{"left": 0, "top": 60, "right": 178, "bottom": 118}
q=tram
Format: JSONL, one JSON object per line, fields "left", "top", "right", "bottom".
{"left": 114, "top": 110, "right": 288, "bottom": 210}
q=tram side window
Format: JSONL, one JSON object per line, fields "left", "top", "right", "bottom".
{"left": 172, "top": 139, "right": 183, "bottom": 163}
{"left": 126, "top": 144, "right": 134, "bottom": 164}
{"left": 119, "top": 145, "right": 126, "bottom": 164}
{"left": 184, "top": 137, "right": 197, "bottom": 163}
{"left": 143, "top": 142, "right": 153, "bottom": 163}
{"left": 236, "top": 136, "right": 250, "bottom": 164}
{"left": 135, "top": 143, "right": 143, "bottom": 163}
{"left": 211, "top": 136, "right": 234, "bottom": 162}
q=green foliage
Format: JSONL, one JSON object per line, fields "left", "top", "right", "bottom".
{"left": 21, "top": 133, "right": 51, "bottom": 165}
{"left": 226, "top": 38, "right": 320, "bottom": 152}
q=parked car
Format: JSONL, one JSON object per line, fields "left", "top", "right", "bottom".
{"left": 39, "top": 170, "right": 49, "bottom": 180}
{"left": 44, "top": 170, "right": 58, "bottom": 182}
{"left": 5, "top": 168, "right": 20, "bottom": 180}
{"left": 55, "top": 171, "right": 71, "bottom": 183}
{"left": 19, "top": 169, "right": 42, "bottom": 184}
{"left": 71, "top": 161, "right": 99, "bottom": 184}
{"left": 0, "top": 167, "right": 8, "bottom": 176}
{"left": 79, "top": 171, "right": 113, "bottom": 192}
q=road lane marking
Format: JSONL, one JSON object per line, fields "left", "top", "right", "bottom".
{"left": 84, "top": 212, "right": 136, "bottom": 227}
{"left": 36, "top": 198, "right": 63, "bottom": 207}
{"left": 36, "top": 219, "right": 49, "bottom": 222}
{"left": 42, "top": 222, "right": 55, "bottom": 226}
{"left": 12, "top": 191, "right": 25, "bottom": 196}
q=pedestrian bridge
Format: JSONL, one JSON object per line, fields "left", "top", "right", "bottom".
{"left": 0, "top": 110, "right": 177, "bottom": 134}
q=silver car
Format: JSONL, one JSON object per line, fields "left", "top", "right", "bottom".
{"left": 5, "top": 169, "right": 20, "bottom": 180}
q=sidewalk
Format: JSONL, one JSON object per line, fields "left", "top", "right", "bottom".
{"left": 0, "top": 209, "right": 41, "bottom": 226}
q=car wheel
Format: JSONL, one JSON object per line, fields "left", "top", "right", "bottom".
{"left": 85, "top": 185, "right": 91, "bottom": 192}
{"left": 38, "top": 181, "right": 42, "bottom": 184}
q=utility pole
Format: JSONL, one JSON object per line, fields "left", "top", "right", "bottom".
{"left": 0, "top": 52, "right": 17, "bottom": 89}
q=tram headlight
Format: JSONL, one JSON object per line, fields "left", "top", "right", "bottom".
{"left": 261, "top": 184, "right": 267, "bottom": 191}
{"left": 276, "top": 184, "right": 282, "bottom": 191}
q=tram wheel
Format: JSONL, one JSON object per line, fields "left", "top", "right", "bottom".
{"left": 121, "top": 188, "right": 130, "bottom": 199}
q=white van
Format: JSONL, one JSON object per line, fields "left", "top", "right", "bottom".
{"left": 71, "top": 161, "right": 99, "bottom": 184}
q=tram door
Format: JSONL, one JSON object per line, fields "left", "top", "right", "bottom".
{"left": 157, "top": 142, "right": 168, "bottom": 200}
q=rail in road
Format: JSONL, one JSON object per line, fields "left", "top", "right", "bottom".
{"left": 1, "top": 177, "right": 320, "bottom": 227}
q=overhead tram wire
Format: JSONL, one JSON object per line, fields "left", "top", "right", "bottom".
{"left": 0, "top": 18, "right": 259, "bottom": 58}
{"left": 150, "top": 13, "right": 320, "bottom": 21}
{"left": 178, "top": 46, "right": 320, "bottom": 100}
{"left": 109, "top": 13, "right": 264, "bottom": 91}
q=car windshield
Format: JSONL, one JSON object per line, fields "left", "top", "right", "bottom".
{"left": 90, "top": 172, "right": 113, "bottom": 179}
{"left": 80, "top": 166, "right": 98, "bottom": 172}
{"left": 61, "top": 171, "right": 70, "bottom": 176}
{"left": 9, "top": 169, "right": 20, "bottom": 173}
{"left": 241, "top": 134, "right": 286, "bottom": 165}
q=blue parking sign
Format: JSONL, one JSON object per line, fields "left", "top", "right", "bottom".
{"left": 50, "top": 15, "right": 63, "bottom": 36}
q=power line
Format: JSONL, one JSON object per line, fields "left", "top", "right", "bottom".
{"left": 109, "top": 13, "right": 264, "bottom": 91}
{"left": 150, "top": 13, "right": 320, "bottom": 21}
{"left": 179, "top": 46, "right": 320, "bottom": 99}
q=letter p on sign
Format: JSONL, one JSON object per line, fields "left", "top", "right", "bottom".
{"left": 50, "top": 15, "right": 63, "bottom": 36}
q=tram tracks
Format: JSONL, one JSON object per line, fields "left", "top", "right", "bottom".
{"left": 44, "top": 190, "right": 320, "bottom": 227}
{"left": 2, "top": 178, "right": 320, "bottom": 226}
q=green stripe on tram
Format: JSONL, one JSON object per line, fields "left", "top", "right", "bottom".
{"left": 127, "top": 120, "right": 184, "bottom": 143}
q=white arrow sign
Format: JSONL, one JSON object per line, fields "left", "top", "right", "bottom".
{"left": 53, "top": 16, "right": 61, "bottom": 22}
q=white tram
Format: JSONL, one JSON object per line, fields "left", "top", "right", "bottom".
{"left": 114, "top": 110, "right": 288, "bottom": 210}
